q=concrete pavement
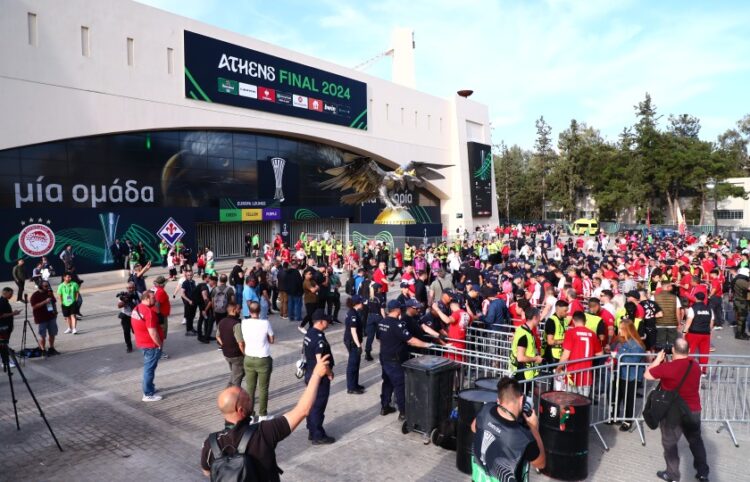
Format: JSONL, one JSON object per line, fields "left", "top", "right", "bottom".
{"left": 1, "top": 263, "right": 749, "bottom": 481}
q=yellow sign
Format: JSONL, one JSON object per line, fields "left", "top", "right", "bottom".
{"left": 241, "top": 209, "right": 262, "bottom": 221}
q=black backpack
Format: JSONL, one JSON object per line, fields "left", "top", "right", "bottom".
{"left": 344, "top": 276, "right": 355, "bottom": 296}
{"left": 209, "top": 425, "right": 259, "bottom": 482}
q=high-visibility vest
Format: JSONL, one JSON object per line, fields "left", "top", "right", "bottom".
{"left": 324, "top": 243, "right": 333, "bottom": 255}
{"left": 488, "top": 243, "right": 498, "bottom": 254}
{"left": 403, "top": 246, "right": 413, "bottom": 261}
{"left": 615, "top": 308, "right": 642, "bottom": 332}
{"left": 585, "top": 313, "right": 602, "bottom": 335}
{"left": 159, "top": 242, "right": 168, "bottom": 256}
{"left": 510, "top": 325, "right": 539, "bottom": 379}
{"left": 336, "top": 242, "right": 343, "bottom": 255}
{"left": 316, "top": 243, "right": 323, "bottom": 256}
{"left": 548, "top": 314, "right": 567, "bottom": 360}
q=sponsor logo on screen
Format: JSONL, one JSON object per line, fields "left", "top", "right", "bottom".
{"left": 276, "top": 91, "right": 293, "bottom": 105}
{"left": 308, "top": 98, "right": 323, "bottom": 112}
{"left": 238, "top": 82, "right": 257, "bottom": 98}
{"left": 259, "top": 87, "right": 276, "bottom": 102}
{"left": 217, "top": 77, "right": 238, "bottom": 95}
{"left": 293, "top": 94, "right": 308, "bottom": 109}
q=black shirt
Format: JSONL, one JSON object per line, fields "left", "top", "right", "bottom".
{"left": 200, "top": 417, "right": 291, "bottom": 482}
{"left": 378, "top": 316, "right": 412, "bottom": 362}
{"left": 344, "top": 308, "right": 364, "bottom": 346}
{"left": 285, "top": 269, "right": 303, "bottom": 296}
{"left": 304, "top": 326, "right": 334, "bottom": 381}
{"left": 414, "top": 279, "right": 428, "bottom": 304}
{"left": 194, "top": 282, "right": 210, "bottom": 308}
{"left": 230, "top": 265, "right": 245, "bottom": 287}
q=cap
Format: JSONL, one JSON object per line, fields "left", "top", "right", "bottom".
{"left": 625, "top": 290, "right": 640, "bottom": 299}
{"left": 739, "top": 267, "right": 750, "bottom": 277}
{"left": 350, "top": 295, "right": 363, "bottom": 304}
{"left": 154, "top": 275, "right": 167, "bottom": 285}
{"left": 470, "top": 284, "right": 481, "bottom": 292}
{"left": 400, "top": 281, "right": 410, "bottom": 288}
{"left": 386, "top": 299, "right": 402, "bottom": 311}
{"left": 404, "top": 299, "right": 422, "bottom": 309}
{"left": 312, "top": 309, "right": 330, "bottom": 322}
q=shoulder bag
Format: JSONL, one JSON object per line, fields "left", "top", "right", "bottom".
{"left": 642, "top": 360, "right": 693, "bottom": 430}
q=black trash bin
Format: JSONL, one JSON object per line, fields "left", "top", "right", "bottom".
{"left": 456, "top": 388, "right": 497, "bottom": 474}
{"left": 402, "top": 356, "right": 459, "bottom": 443}
{"left": 539, "top": 391, "right": 591, "bottom": 481}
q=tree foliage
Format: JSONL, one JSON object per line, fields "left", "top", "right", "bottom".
{"left": 494, "top": 93, "right": 749, "bottom": 223}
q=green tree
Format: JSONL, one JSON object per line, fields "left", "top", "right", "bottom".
{"left": 532, "top": 116, "right": 556, "bottom": 220}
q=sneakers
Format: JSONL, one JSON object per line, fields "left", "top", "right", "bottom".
{"left": 380, "top": 406, "right": 397, "bottom": 416}
{"left": 185, "top": 330, "right": 198, "bottom": 336}
{"left": 64, "top": 328, "right": 72, "bottom": 334}
{"left": 714, "top": 325, "right": 723, "bottom": 331}
{"left": 126, "top": 347, "right": 133, "bottom": 353}
{"left": 160, "top": 352, "right": 169, "bottom": 360}
{"left": 297, "top": 326, "right": 307, "bottom": 335}
{"left": 181, "top": 319, "right": 187, "bottom": 325}
{"left": 281, "top": 316, "right": 289, "bottom": 320}
{"left": 398, "top": 412, "right": 406, "bottom": 421}
{"left": 47, "top": 347, "right": 60, "bottom": 356}
{"left": 619, "top": 422, "right": 632, "bottom": 432}
{"left": 656, "top": 470, "right": 676, "bottom": 482}
{"left": 311, "top": 435, "right": 336, "bottom": 445}
{"left": 347, "top": 388, "right": 365, "bottom": 395}
{"left": 72, "top": 328, "right": 78, "bottom": 335}
{"left": 258, "top": 415, "right": 274, "bottom": 421}
{"left": 695, "top": 474, "right": 709, "bottom": 482}
{"left": 365, "top": 352, "right": 374, "bottom": 361}
{"left": 142, "top": 394, "right": 163, "bottom": 402}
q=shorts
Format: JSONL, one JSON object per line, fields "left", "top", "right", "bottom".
{"left": 38, "top": 319, "right": 59, "bottom": 338}
{"left": 61, "top": 305, "right": 75, "bottom": 317}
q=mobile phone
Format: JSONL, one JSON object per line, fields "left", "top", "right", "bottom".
{"left": 522, "top": 396, "right": 533, "bottom": 417}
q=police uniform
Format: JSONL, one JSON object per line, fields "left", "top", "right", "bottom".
{"left": 364, "top": 289, "right": 384, "bottom": 358}
{"left": 344, "top": 305, "right": 365, "bottom": 392}
{"left": 378, "top": 313, "right": 413, "bottom": 414}
{"left": 304, "top": 320, "right": 334, "bottom": 441}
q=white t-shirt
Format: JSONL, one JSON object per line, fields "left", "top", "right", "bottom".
{"left": 240, "top": 318, "right": 274, "bottom": 357}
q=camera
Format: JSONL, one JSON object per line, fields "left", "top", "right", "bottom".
{"left": 115, "top": 291, "right": 129, "bottom": 300}
{"left": 655, "top": 343, "right": 673, "bottom": 355}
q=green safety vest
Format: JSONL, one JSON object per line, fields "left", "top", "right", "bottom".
{"left": 510, "top": 325, "right": 538, "bottom": 379}
{"left": 488, "top": 243, "right": 498, "bottom": 254}
{"left": 316, "top": 243, "right": 323, "bottom": 256}
{"left": 548, "top": 314, "right": 566, "bottom": 360}
{"left": 615, "top": 308, "right": 642, "bottom": 332}
{"left": 324, "top": 243, "right": 333, "bottom": 255}
{"left": 335, "top": 242, "right": 343, "bottom": 255}
{"left": 159, "top": 242, "right": 168, "bottom": 256}
{"left": 403, "top": 246, "right": 413, "bottom": 261}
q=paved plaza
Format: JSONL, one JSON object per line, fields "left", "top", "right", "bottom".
{"left": 1, "top": 261, "right": 749, "bottom": 482}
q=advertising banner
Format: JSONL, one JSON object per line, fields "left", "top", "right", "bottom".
{"left": 184, "top": 31, "right": 368, "bottom": 130}
{"left": 467, "top": 142, "right": 493, "bottom": 217}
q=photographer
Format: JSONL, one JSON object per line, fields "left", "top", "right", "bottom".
{"left": 117, "top": 281, "right": 140, "bottom": 353}
{"left": 645, "top": 338, "right": 709, "bottom": 482}
{"left": 471, "top": 377, "right": 545, "bottom": 481}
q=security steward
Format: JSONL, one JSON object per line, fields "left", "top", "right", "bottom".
{"left": 733, "top": 267, "right": 750, "bottom": 340}
{"left": 304, "top": 309, "right": 335, "bottom": 445}
{"left": 378, "top": 299, "right": 434, "bottom": 420}
{"left": 544, "top": 300, "right": 569, "bottom": 365}
{"left": 510, "top": 307, "right": 543, "bottom": 385}
{"left": 344, "top": 295, "right": 366, "bottom": 394}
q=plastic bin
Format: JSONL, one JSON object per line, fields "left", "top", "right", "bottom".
{"left": 402, "top": 356, "right": 459, "bottom": 444}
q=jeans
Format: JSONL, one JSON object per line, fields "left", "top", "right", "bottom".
{"left": 347, "top": 345, "right": 362, "bottom": 391}
{"left": 234, "top": 284, "right": 244, "bottom": 306}
{"left": 288, "top": 295, "right": 302, "bottom": 321}
{"left": 225, "top": 355, "right": 245, "bottom": 387}
{"left": 184, "top": 301, "right": 197, "bottom": 332}
{"left": 119, "top": 314, "right": 132, "bottom": 350}
{"left": 660, "top": 411, "right": 709, "bottom": 480}
{"left": 260, "top": 297, "right": 269, "bottom": 320}
{"left": 142, "top": 347, "right": 161, "bottom": 396}
{"left": 244, "top": 356, "right": 273, "bottom": 416}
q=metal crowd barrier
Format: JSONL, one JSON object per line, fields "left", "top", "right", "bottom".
{"left": 613, "top": 353, "right": 750, "bottom": 447}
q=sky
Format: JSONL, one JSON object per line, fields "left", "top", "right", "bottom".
{"left": 140, "top": 0, "right": 750, "bottom": 150}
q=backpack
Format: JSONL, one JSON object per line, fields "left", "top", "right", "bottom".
{"left": 208, "top": 425, "right": 259, "bottom": 482}
{"left": 357, "top": 279, "right": 370, "bottom": 299}
{"left": 213, "top": 286, "right": 230, "bottom": 313}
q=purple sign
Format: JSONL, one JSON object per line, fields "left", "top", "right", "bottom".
{"left": 262, "top": 208, "right": 281, "bottom": 220}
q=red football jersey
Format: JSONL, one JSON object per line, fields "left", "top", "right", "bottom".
{"left": 562, "top": 326, "right": 602, "bottom": 386}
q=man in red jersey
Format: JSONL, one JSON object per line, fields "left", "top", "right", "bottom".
{"left": 557, "top": 311, "right": 603, "bottom": 397}
{"left": 131, "top": 291, "right": 164, "bottom": 401}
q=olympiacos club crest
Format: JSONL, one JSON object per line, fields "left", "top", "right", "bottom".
{"left": 18, "top": 223, "right": 56, "bottom": 257}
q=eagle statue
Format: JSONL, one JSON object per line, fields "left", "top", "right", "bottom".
{"left": 320, "top": 158, "right": 451, "bottom": 224}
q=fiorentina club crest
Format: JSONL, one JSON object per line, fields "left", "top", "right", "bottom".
{"left": 157, "top": 217, "right": 185, "bottom": 246}
{"left": 19, "top": 222, "right": 56, "bottom": 257}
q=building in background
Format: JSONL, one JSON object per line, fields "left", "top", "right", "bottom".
{"left": 0, "top": 0, "right": 496, "bottom": 274}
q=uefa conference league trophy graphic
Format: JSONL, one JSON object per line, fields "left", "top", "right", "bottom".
{"left": 271, "top": 157, "right": 285, "bottom": 203}
{"left": 99, "top": 212, "right": 119, "bottom": 264}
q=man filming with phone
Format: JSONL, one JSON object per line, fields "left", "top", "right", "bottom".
{"left": 471, "top": 377, "right": 545, "bottom": 482}
{"left": 0, "top": 287, "right": 22, "bottom": 367}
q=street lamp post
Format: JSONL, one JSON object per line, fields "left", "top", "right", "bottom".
{"left": 705, "top": 178, "right": 717, "bottom": 236}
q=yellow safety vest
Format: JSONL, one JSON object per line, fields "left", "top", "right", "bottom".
{"left": 510, "top": 325, "right": 539, "bottom": 379}
{"left": 548, "top": 314, "right": 567, "bottom": 360}
{"left": 336, "top": 242, "right": 343, "bottom": 255}
{"left": 404, "top": 246, "right": 413, "bottom": 261}
{"left": 584, "top": 313, "right": 602, "bottom": 335}
{"left": 615, "top": 308, "right": 642, "bottom": 332}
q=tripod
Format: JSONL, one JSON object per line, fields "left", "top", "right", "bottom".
{"left": 1, "top": 343, "right": 63, "bottom": 451}
{"left": 19, "top": 294, "right": 40, "bottom": 362}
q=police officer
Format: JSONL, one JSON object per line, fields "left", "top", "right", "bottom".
{"left": 344, "top": 295, "right": 366, "bottom": 394}
{"left": 402, "top": 299, "right": 443, "bottom": 342}
{"left": 364, "top": 282, "right": 384, "bottom": 361}
{"left": 378, "top": 300, "right": 433, "bottom": 420}
{"left": 304, "top": 309, "right": 335, "bottom": 444}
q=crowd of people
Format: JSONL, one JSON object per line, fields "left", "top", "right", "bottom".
{"left": 6, "top": 223, "right": 743, "bottom": 481}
